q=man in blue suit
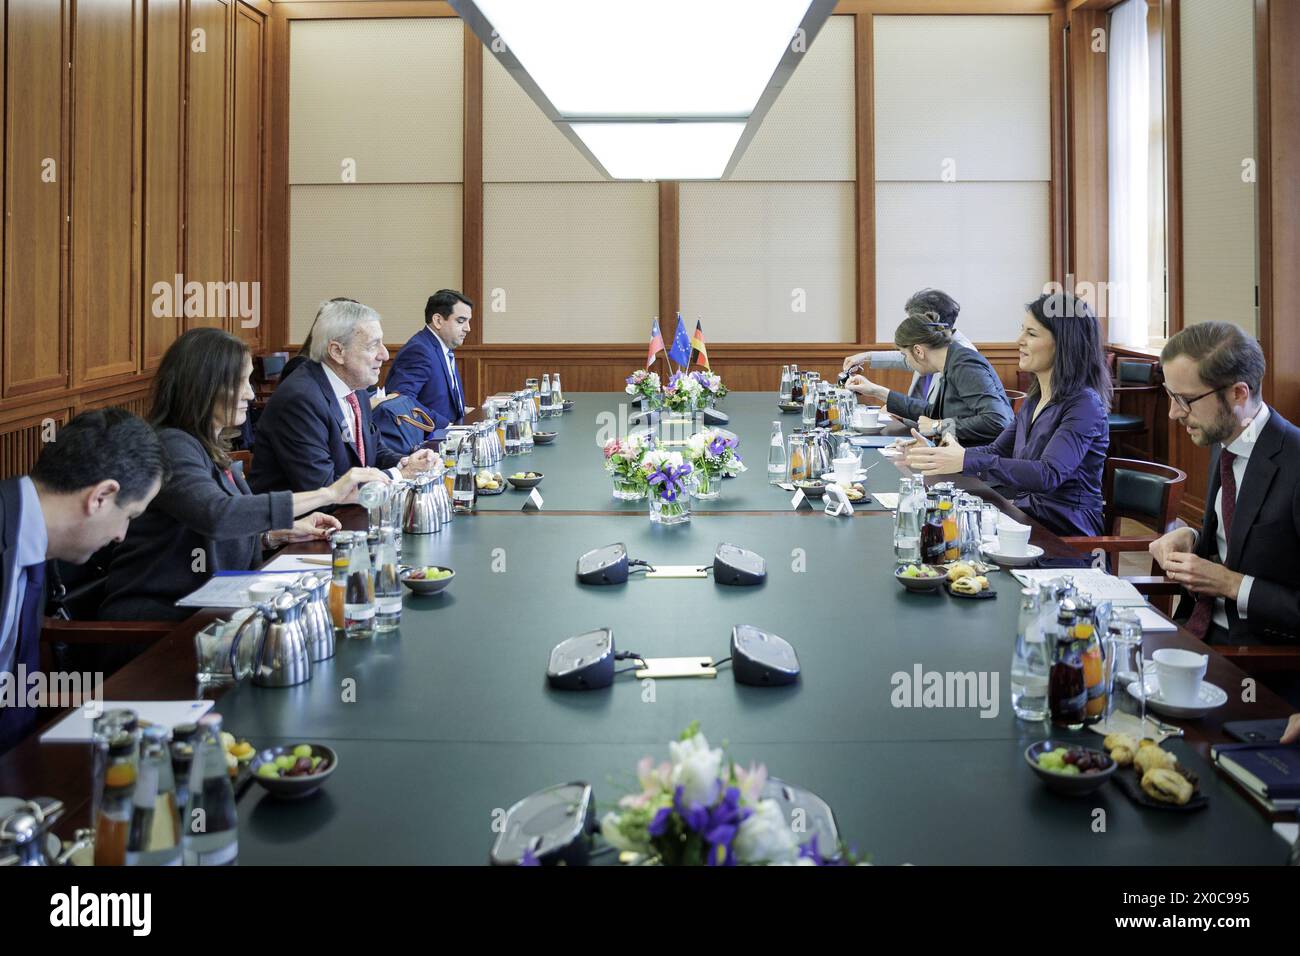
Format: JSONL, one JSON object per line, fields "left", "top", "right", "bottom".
{"left": 1, "top": 409, "right": 167, "bottom": 754}
{"left": 385, "top": 289, "right": 474, "bottom": 428}
{"left": 249, "top": 299, "right": 438, "bottom": 493}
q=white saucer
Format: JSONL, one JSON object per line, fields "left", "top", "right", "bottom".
{"left": 979, "top": 542, "right": 1044, "bottom": 567}
{"left": 822, "top": 471, "right": 868, "bottom": 483}
{"left": 849, "top": 423, "right": 886, "bottom": 435}
{"left": 1127, "top": 673, "right": 1227, "bottom": 719}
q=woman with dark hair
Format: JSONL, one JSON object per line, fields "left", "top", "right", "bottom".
{"left": 905, "top": 292, "right": 1112, "bottom": 536}
{"left": 101, "top": 328, "right": 390, "bottom": 620}
{"left": 845, "top": 310, "right": 1012, "bottom": 446}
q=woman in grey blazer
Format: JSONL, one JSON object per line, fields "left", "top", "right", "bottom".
{"left": 846, "top": 311, "right": 1013, "bottom": 447}
{"left": 101, "top": 328, "right": 390, "bottom": 621}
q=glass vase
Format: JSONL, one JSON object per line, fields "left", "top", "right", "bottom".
{"left": 611, "top": 476, "right": 647, "bottom": 501}
{"left": 649, "top": 489, "right": 692, "bottom": 525}
{"left": 690, "top": 467, "right": 721, "bottom": 500}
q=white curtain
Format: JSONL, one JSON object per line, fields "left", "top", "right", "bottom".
{"left": 1107, "top": 0, "right": 1150, "bottom": 346}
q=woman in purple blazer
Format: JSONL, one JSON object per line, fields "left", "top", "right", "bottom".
{"left": 905, "top": 292, "right": 1111, "bottom": 537}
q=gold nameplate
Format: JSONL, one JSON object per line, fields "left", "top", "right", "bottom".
{"left": 645, "top": 565, "right": 709, "bottom": 579}
{"left": 635, "top": 656, "right": 717, "bottom": 679}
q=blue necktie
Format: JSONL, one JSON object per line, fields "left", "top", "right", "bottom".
{"left": 448, "top": 350, "right": 463, "bottom": 418}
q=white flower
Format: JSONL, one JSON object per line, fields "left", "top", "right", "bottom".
{"left": 625, "top": 383, "right": 637, "bottom": 395}
{"left": 600, "top": 812, "right": 644, "bottom": 854}
{"left": 686, "top": 432, "right": 707, "bottom": 455}
{"left": 668, "top": 732, "right": 723, "bottom": 807}
{"left": 733, "top": 799, "right": 802, "bottom": 865}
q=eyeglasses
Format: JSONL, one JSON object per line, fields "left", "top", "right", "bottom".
{"left": 1164, "top": 383, "right": 1228, "bottom": 414}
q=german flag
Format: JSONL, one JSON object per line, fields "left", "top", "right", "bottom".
{"left": 689, "top": 318, "right": 710, "bottom": 370}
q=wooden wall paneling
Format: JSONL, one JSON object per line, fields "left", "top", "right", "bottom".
{"left": 142, "top": 0, "right": 185, "bottom": 369}
{"left": 1049, "top": 9, "right": 1067, "bottom": 286}
{"left": 0, "top": 410, "right": 71, "bottom": 477}
{"left": 1162, "top": 0, "right": 1181, "bottom": 338}
{"left": 266, "top": 1, "right": 290, "bottom": 352}
{"left": 657, "top": 181, "right": 678, "bottom": 329}
{"left": 853, "top": 11, "right": 874, "bottom": 346}
{"left": 3, "top": 0, "right": 70, "bottom": 398}
{"left": 71, "top": 0, "right": 142, "bottom": 386}
{"left": 233, "top": 1, "right": 265, "bottom": 349}
{"left": 1258, "top": 0, "right": 1299, "bottom": 423}
{"left": 1066, "top": 6, "right": 1109, "bottom": 338}
{"left": 184, "top": 0, "right": 231, "bottom": 329}
{"left": 461, "top": 23, "right": 483, "bottom": 405}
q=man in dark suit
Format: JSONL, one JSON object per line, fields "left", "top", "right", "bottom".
{"left": 1, "top": 409, "right": 167, "bottom": 753}
{"left": 384, "top": 289, "right": 474, "bottom": 428}
{"left": 1150, "top": 321, "right": 1300, "bottom": 645}
{"left": 249, "top": 299, "right": 437, "bottom": 493}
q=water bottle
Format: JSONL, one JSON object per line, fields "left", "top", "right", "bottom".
{"left": 893, "top": 477, "right": 922, "bottom": 565}
{"left": 767, "top": 421, "right": 787, "bottom": 485}
{"left": 126, "top": 724, "right": 182, "bottom": 866}
{"left": 551, "top": 372, "right": 564, "bottom": 406}
{"left": 504, "top": 401, "right": 521, "bottom": 456}
{"left": 373, "top": 528, "right": 402, "bottom": 633}
{"left": 453, "top": 439, "right": 478, "bottom": 512}
{"left": 344, "top": 534, "right": 376, "bottom": 639}
{"left": 182, "top": 713, "right": 238, "bottom": 866}
{"left": 1011, "top": 588, "right": 1050, "bottom": 721}
{"left": 540, "top": 374, "right": 553, "bottom": 417}
{"left": 802, "top": 383, "right": 817, "bottom": 427}
{"left": 779, "top": 365, "right": 792, "bottom": 401}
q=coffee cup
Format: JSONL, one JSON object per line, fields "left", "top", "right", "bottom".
{"left": 995, "top": 519, "right": 1032, "bottom": 556}
{"left": 832, "top": 456, "right": 859, "bottom": 483}
{"left": 1152, "top": 648, "right": 1208, "bottom": 706}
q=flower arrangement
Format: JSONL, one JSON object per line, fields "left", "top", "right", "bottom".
{"left": 685, "top": 429, "right": 745, "bottom": 499}
{"left": 661, "top": 370, "right": 706, "bottom": 414}
{"left": 625, "top": 369, "right": 662, "bottom": 408}
{"left": 602, "top": 433, "right": 651, "bottom": 500}
{"left": 642, "top": 448, "right": 693, "bottom": 523}
{"left": 600, "top": 723, "right": 864, "bottom": 866}
{"left": 691, "top": 370, "right": 728, "bottom": 404}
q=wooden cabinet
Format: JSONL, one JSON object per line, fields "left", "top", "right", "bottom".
{"left": 3, "top": 0, "right": 68, "bottom": 397}
{"left": 185, "top": 0, "right": 230, "bottom": 329}
{"left": 71, "top": 0, "right": 141, "bottom": 385}
{"left": 142, "top": 0, "right": 185, "bottom": 370}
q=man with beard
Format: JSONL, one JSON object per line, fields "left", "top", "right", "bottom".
{"left": 1149, "top": 321, "right": 1300, "bottom": 646}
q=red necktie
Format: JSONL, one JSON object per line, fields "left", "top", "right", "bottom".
{"left": 345, "top": 391, "right": 366, "bottom": 466}
{"left": 1186, "top": 450, "right": 1237, "bottom": 638}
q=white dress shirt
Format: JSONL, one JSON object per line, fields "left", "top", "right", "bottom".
{"left": 426, "top": 326, "right": 461, "bottom": 411}
{"left": 322, "top": 364, "right": 402, "bottom": 479}
{"left": 1193, "top": 404, "right": 1269, "bottom": 629}
{"left": 1, "top": 477, "right": 49, "bottom": 675}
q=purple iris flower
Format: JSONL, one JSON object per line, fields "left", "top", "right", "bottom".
{"left": 648, "top": 462, "right": 693, "bottom": 502}
{"left": 670, "top": 785, "right": 710, "bottom": 833}
{"left": 701, "top": 787, "right": 750, "bottom": 867}
{"left": 520, "top": 847, "right": 541, "bottom": 866}
{"left": 706, "top": 435, "right": 734, "bottom": 458}
{"left": 648, "top": 805, "right": 673, "bottom": 837}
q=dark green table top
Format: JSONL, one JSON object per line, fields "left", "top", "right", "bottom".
{"left": 472, "top": 392, "right": 893, "bottom": 512}
{"left": 205, "top": 511, "right": 1290, "bottom": 865}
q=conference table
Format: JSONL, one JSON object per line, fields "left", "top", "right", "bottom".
{"left": 2, "top": 392, "right": 1293, "bottom": 865}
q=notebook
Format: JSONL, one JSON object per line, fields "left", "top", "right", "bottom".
{"left": 1212, "top": 742, "right": 1300, "bottom": 811}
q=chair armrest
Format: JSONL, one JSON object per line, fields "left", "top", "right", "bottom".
{"left": 41, "top": 618, "right": 176, "bottom": 646}
{"left": 1110, "top": 385, "right": 1162, "bottom": 394}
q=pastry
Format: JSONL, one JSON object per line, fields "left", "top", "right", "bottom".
{"left": 1103, "top": 732, "right": 1138, "bottom": 753}
{"left": 946, "top": 562, "right": 975, "bottom": 582}
{"left": 1110, "top": 746, "right": 1135, "bottom": 767}
{"left": 950, "top": 576, "right": 984, "bottom": 595}
{"left": 1133, "top": 744, "right": 1177, "bottom": 776}
{"left": 1141, "top": 768, "right": 1194, "bottom": 805}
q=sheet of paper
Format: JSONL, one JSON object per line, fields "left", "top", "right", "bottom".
{"left": 1132, "top": 606, "right": 1178, "bottom": 632}
{"left": 1009, "top": 568, "right": 1146, "bottom": 607}
{"left": 259, "top": 553, "right": 334, "bottom": 573}
{"left": 848, "top": 435, "right": 897, "bottom": 448}
{"left": 873, "top": 493, "right": 900, "bottom": 509}
{"left": 175, "top": 571, "right": 301, "bottom": 608}
{"left": 41, "top": 700, "right": 214, "bottom": 743}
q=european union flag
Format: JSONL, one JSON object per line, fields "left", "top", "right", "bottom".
{"left": 668, "top": 312, "right": 692, "bottom": 366}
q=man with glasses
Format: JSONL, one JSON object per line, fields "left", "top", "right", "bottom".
{"left": 1149, "top": 321, "right": 1300, "bottom": 647}
{"left": 385, "top": 290, "right": 474, "bottom": 429}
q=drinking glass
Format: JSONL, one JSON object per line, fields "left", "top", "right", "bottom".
{"left": 1105, "top": 609, "right": 1145, "bottom": 729}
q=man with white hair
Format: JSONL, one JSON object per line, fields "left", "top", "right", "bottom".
{"left": 249, "top": 299, "right": 437, "bottom": 493}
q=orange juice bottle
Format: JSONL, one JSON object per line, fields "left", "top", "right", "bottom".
{"left": 789, "top": 441, "right": 805, "bottom": 482}
{"left": 328, "top": 532, "right": 350, "bottom": 630}
{"left": 1075, "top": 609, "right": 1107, "bottom": 721}
{"left": 939, "top": 495, "right": 959, "bottom": 560}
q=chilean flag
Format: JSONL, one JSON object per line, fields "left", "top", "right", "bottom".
{"left": 646, "top": 316, "right": 665, "bottom": 368}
